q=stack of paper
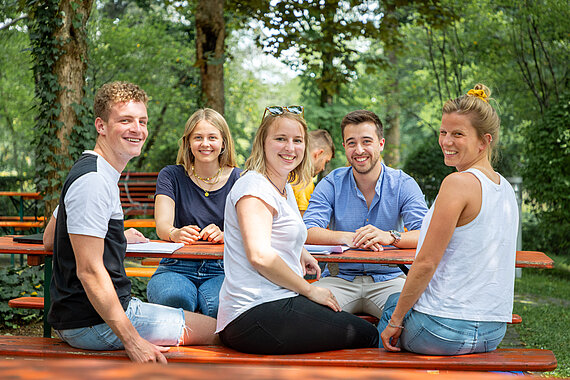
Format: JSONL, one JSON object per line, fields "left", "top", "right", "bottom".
{"left": 304, "top": 244, "right": 349, "bottom": 255}
{"left": 126, "top": 242, "right": 184, "bottom": 254}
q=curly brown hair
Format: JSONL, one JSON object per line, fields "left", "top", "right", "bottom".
{"left": 94, "top": 81, "right": 148, "bottom": 121}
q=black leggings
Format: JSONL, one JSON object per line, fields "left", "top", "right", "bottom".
{"left": 219, "top": 295, "right": 379, "bottom": 354}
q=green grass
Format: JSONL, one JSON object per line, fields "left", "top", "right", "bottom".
{"left": 511, "top": 254, "right": 570, "bottom": 377}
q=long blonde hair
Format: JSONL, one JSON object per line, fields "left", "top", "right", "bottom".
{"left": 244, "top": 112, "right": 313, "bottom": 186}
{"left": 176, "top": 108, "right": 237, "bottom": 172}
{"left": 442, "top": 83, "right": 500, "bottom": 165}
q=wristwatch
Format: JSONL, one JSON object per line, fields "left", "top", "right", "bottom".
{"left": 389, "top": 230, "right": 401, "bottom": 245}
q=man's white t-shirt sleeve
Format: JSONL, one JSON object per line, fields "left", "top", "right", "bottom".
{"left": 65, "top": 172, "right": 113, "bottom": 238}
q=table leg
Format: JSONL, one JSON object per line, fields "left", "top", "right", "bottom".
{"left": 43, "top": 256, "right": 52, "bottom": 338}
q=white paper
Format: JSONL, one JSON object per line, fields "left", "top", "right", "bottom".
{"left": 126, "top": 242, "right": 184, "bottom": 254}
{"left": 304, "top": 244, "right": 349, "bottom": 255}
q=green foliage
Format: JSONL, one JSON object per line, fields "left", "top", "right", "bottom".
{"left": 402, "top": 134, "right": 454, "bottom": 204}
{"left": 130, "top": 276, "right": 149, "bottom": 302}
{"left": 86, "top": 5, "right": 201, "bottom": 171}
{"left": 0, "top": 265, "right": 43, "bottom": 329}
{"left": 0, "top": 26, "right": 35, "bottom": 178}
{"left": 28, "top": 0, "right": 66, "bottom": 204}
{"left": 521, "top": 93, "right": 570, "bottom": 255}
{"left": 512, "top": 257, "right": 570, "bottom": 377}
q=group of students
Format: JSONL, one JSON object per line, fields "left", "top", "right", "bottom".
{"left": 44, "top": 81, "right": 518, "bottom": 363}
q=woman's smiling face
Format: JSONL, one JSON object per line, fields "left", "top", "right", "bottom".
{"left": 264, "top": 117, "right": 305, "bottom": 179}
{"left": 439, "top": 112, "right": 487, "bottom": 171}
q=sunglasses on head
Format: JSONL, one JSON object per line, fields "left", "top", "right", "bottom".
{"left": 262, "top": 105, "right": 304, "bottom": 121}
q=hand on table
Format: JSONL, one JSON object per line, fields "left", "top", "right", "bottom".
{"left": 353, "top": 225, "right": 393, "bottom": 251}
{"left": 124, "top": 228, "right": 149, "bottom": 244}
{"left": 171, "top": 225, "right": 201, "bottom": 244}
{"left": 199, "top": 224, "right": 224, "bottom": 243}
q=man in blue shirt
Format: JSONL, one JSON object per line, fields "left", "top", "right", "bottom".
{"left": 303, "top": 110, "right": 428, "bottom": 318}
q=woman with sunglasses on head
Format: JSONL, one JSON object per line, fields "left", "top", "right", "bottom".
{"left": 216, "top": 106, "right": 378, "bottom": 354}
{"left": 146, "top": 108, "right": 242, "bottom": 318}
{"left": 379, "top": 84, "right": 518, "bottom": 355}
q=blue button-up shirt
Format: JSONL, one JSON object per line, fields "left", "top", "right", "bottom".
{"left": 303, "top": 164, "right": 428, "bottom": 282}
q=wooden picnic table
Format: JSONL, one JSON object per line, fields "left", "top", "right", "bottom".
{"left": 0, "top": 235, "right": 554, "bottom": 337}
{"left": 0, "top": 236, "right": 555, "bottom": 268}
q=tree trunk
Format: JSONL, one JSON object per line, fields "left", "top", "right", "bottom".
{"left": 30, "top": 0, "right": 93, "bottom": 218}
{"left": 195, "top": 0, "right": 225, "bottom": 115}
{"left": 383, "top": 50, "right": 401, "bottom": 168}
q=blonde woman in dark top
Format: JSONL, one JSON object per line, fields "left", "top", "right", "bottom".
{"left": 147, "top": 108, "right": 242, "bottom": 317}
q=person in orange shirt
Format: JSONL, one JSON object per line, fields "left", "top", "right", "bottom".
{"left": 292, "top": 129, "right": 335, "bottom": 216}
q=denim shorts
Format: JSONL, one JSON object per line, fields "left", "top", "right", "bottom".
{"left": 379, "top": 293, "right": 507, "bottom": 355}
{"left": 55, "top": 297, "right": 185, "bottom": 350}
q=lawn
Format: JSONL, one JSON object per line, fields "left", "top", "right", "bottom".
{"left": 507, "top": 254, "right": 570, "bottom": 377}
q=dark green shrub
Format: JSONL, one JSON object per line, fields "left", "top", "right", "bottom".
{"left": 521, "top": 93, "right": 570, "bottom": 256}
{"left": 402, "top": 135, "right": 454, "bottom": 205}
{"left": 0, "top": 264, "right": 43, "bottom": 329}
{"left": 130, "top": 277, "right": 149, "bottom": 302}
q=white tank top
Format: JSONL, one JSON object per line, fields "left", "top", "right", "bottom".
{"left": 413, "top": 169, "right": 518, "bottom": 322}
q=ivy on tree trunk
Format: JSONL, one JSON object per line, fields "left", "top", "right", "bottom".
{"left": 29, "top": 0, "right": 93, "bottom": 218}
{"left": 195, "top": 0, "right": 225, "bottom": 115}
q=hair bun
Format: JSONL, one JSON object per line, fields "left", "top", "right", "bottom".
{"left": 467, "top": 83, "right": 491, "bottom": 102}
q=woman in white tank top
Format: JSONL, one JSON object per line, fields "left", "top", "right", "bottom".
{"left": 378, "top": 84, "right": 518, "bottom": 355}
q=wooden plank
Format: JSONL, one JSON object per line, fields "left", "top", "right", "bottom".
{"left": 0, "top": 191, "right": 42, "bottom": 200}
{"left": 0, "top": 216, "right": 46, "bottom": 221}
{"left": 124, "top": 267, "right": 157, "bottom": 278}
{"left": 0, "top": 358, "right": 522, "bottom": 379}
{"left": 141, "top": 258, "right": 161, "bottom": 266}
{"left": 0, "top": 221, "right": 45, "bottom": 228}
{"left": 515, "top": 251, "right": 554, "bottom": 268}
{"left": 120, "top": 172, "right": 159, "bottom": 179}
{"left": 8, "top": 297, "right": 44, "bottom": 310}
{"left": 0, "top": 237, "right": 556, "bottom": 269}
{"left": 123, "top": 219, "right": 156, "bottom": 228}
{"left": 0, "top": 336, "right": 557, "bottom": 372}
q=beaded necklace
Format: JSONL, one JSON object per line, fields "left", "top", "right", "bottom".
{"left": 192, "top": 165, "right": 223, "bottom": 197}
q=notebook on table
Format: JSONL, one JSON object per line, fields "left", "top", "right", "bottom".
{"left": 13, "top": 233, "right": 44, "bottom": 244}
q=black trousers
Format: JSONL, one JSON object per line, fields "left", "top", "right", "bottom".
{"left": 219, "top": 295, "right": 379, "bottom": 354}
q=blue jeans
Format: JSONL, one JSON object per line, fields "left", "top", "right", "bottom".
{"left": 146, "top": 258, "right": 224, "bottom": 318}
{"left": 378, "top": 293, "right": 507, "bottom": 355}
{"left": 55, "top": 297, "right": 185, "bottom": 350}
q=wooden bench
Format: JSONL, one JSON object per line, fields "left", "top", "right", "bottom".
{"left": 0, "top": 220, "right": 45, "bottom": 233}
{"left": 6, "top": 294, "right": 523, "bottom": 329}
{"left": 0, "top": 336, "right": 557, "bottom": 372}
{"left": 123, "top": 219, "right": 156, "bottom": 229}
{"left": 0, "top": 359, "right": 530, "bottom": 380}
{"left": 119, "top": 172, "right": 158, "bottom": 217}
{"left": 8, "top": 268, "right": 157, "bottom": 310}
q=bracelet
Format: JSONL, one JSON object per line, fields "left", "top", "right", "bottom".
{"left": 388, "top": 320, "right": 404, "bottom": 329}
{"left": 168, "top": 227, "right": 177, "bottom": 242}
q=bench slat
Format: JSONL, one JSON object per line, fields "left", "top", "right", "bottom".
{"left": 0, "top": 359, "right": 521, "bottom": 380}
{"left": 0, "top": 336, "right": 557, "bottom": 372}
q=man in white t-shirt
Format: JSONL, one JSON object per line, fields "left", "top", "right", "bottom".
{"left": 43, "top": 81, "right": 218, "bottom": 363}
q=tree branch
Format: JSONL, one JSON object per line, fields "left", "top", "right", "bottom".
{"left": 425, "top": 26, "right": 443, "bottom": 108}
{"left": 0, "top": 14, "right": 28, "bottom": 32}
{"left": 526, "top": 18, "right": 548, "bottom": 108}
